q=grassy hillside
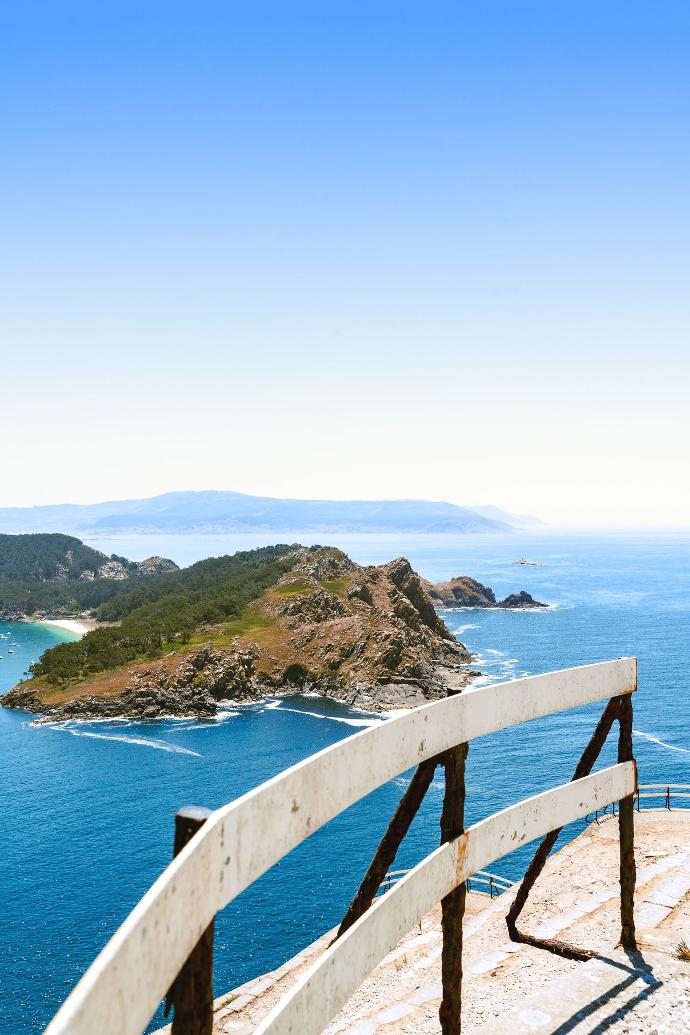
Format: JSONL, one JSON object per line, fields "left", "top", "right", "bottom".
{"left": 29, "top": 545, "right": 296, "bottom": 684}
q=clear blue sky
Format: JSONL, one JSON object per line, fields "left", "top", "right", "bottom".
{"left": 3, "top": 2, "right": 689, "bottom": 524}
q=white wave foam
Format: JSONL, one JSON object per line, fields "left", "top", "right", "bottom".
{"left": 633, "top": 729, "right": 690, "bottom": 756}
{"left": 57, "top": 715, "right": 132, "bottom": 725}
{"left": 454, "top": 623, "right": 479, "bottom": 634}
{"left": 264, "top": 700, "right": 282, "bottom": 710}
{"left": 47, "top": 725, "right": 200, "bottom": 756}
{"left": 274, "top": 705, "right": 384, "bottom": 728}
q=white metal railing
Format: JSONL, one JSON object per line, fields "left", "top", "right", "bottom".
{"left": 377, "top": 868, "right": 514, "bottom": 898}
{"left": 585, "top": 783, "right": 690, "bottom": 823}
{"left": 637, "top": 783, "right": 690, "bottom": 808}
{"left": 44, "top": 657, "right": 637, "bottom": 1035}
{"left": 466, "top": 870, "right": 514, "bottom": 897}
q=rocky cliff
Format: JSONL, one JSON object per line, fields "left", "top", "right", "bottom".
{"left": 1, "top": 548, "right": 477, "bottom": 721}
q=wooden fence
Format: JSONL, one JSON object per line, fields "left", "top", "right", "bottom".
{"left": 44, "top": 658, "right": 637, "bottom": 1035}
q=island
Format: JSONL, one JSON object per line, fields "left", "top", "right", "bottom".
{"left": 0, "top": 543, "right": 477, "bottom": 721}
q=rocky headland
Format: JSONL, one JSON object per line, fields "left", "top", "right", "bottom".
{"left": 423, "top": 575, "right": 546, "bottom": 610}
{"left": 1, "top": 549, "right": 478, "bottom": 722}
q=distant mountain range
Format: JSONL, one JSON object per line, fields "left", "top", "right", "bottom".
{"left": 0, "top": 491, "right": 542, "bottom": 535}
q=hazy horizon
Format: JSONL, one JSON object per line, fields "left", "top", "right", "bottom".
{"left": 3, "top": 3, "right": 689, "bottom": 526}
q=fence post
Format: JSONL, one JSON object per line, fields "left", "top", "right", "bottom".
{"left": 439, "top": 742, "right": 468, "bottom": 1034}
{"left": 617, "top": 696, "right": 637, "bottom": 952}
{"left": 337, "top": 756, "right": 440, "bottom": 938}
{"left": 166, "top": 807, "right": 214, "bottom": 1035}
{"left": 506, "top": 697, "right": 619, "bottom": 955}
{"left": 666, "top": 786, "right": 671, "bottom": 810}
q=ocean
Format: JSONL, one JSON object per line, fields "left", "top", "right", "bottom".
{"left": 2, "top": 530, "right": 690, "bottom": 1034}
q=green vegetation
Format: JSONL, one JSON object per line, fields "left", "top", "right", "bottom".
{"left": 0, "top": 533, "right": 117, "bottom": 582}
{"left": 273, "top": 579, "right": 316, "bottom": 596}
{"left": 30, "top": 546, "right": 296, "bottom": 685}
{"left": 0, "top": 576, "right": 128, "bottom": 617}
{"left": 0, "top": 533, "right": 180, "bottom": 617}
{"left": 320, "top": 577, "right": 350, "bottom": 596}
{"left": 220, "top": 608, "right": 275, "bottom": 640}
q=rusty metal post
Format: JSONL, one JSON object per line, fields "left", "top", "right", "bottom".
{"left": 166, "top": 806, "right": 214, "bottom": 1035}
{"left": 506, "top": 697, "right": 619, "bottom": 945}
{"left": 439, "top": 742, "right": 468, "bottom": 1034}
{"left": 617, "top": 695, "right": 637, "bottom": 952}
{"left": 337, "top": 756, "right": 441, "bottom": 938}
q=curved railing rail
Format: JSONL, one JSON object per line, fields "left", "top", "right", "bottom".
{"left": 44, "top": 657, "right": 637, "bottom": 1035}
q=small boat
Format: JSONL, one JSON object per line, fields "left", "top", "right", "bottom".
{"left": 7, "top": 649, "right": 13, "bottom": 653}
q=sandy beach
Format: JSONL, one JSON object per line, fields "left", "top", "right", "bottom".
{"left": 39, "top": 618, "right": 98, "bottom": 636}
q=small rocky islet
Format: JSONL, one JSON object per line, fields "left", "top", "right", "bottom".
{"left": 422, "top": 574, "right": 547, "bottom": 610}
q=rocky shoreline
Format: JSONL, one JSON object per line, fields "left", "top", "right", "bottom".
{"left": 1, "top": 551, "right": 480, "bottom": 723}
{"left": 4, "top": 640, "right": 476, "bottom": 724}
{"left": 0, "top": 608, "right": 30, "bottom": 623}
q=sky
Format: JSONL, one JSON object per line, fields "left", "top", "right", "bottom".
{"left": 2, "top": 2, "right": 689, "bottom": 526}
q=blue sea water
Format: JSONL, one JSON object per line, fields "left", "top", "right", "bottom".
{"left": 2, "top": 531, "right": 690, "bottom": 1034}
